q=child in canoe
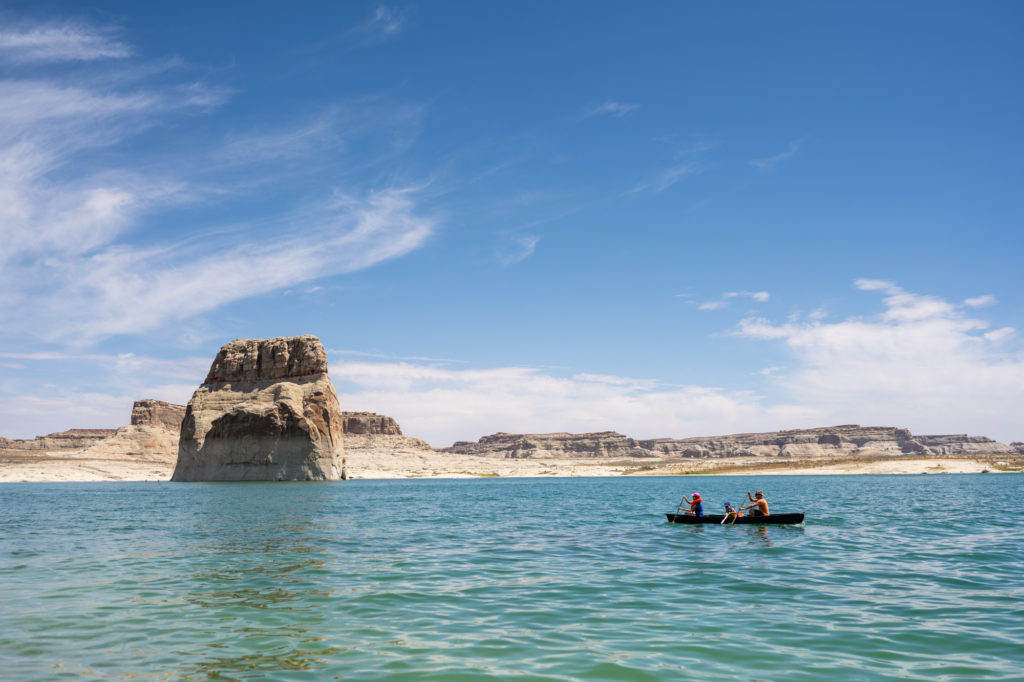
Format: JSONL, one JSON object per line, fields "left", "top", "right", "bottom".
{"left": 678, "top": 492, "right": 703, "bottom": 516}
{"left": 721, "top": 501, "right": 742, "bottom": 524}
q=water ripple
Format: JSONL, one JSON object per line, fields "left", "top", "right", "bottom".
{"left": 1, "top": 475, "right": 1022, "bottom": 680}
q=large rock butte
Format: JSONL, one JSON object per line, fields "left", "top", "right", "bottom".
{"left": 171, "top": 335, "right": 346, "bottom": 481}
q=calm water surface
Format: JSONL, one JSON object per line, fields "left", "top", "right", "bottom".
{"left": 1, "top": 475, "right": 1023, "bottom": 680}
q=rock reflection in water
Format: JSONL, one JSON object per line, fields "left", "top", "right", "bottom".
{"left": 175, "top": 488, "right": 343, "bottom": 679}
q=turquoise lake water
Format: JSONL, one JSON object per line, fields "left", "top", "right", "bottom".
{"left": 1, "top": 475, "right": 1022, "bottom": 681}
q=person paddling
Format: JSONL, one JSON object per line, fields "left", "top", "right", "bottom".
{"left": 678, "top": 492, "right": 703, "bottom": 517}
{"left": 721, "top": 501, "right": 741, "bottom": 524}
{"left": 740, "top": 489, "right": 769, "bottom": 517}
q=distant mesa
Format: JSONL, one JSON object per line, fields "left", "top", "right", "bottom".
{"left": 342, "top": 412, "right": 403, "bottom": 436}
{"left": 443, "top": 425, "right": 1021, "bottom": 459}
{"left": 0, "top": 429, "right": 117, "bottom": 451}
{"left": 170, "top": 335, "right": 347, "bottom": 482}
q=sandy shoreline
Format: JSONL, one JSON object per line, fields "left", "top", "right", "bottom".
{"left": 1, "top": 443, "right": 1019, "bottom": 482}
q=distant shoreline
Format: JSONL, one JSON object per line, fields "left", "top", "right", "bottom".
{"left": 1, "top": 449, "right": 1020, "bottom": 483}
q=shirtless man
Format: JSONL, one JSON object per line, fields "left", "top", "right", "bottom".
{"left": 741, "top": 490, "right": 769, "bottom": 516}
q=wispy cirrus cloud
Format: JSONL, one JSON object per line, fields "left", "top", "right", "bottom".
{"left": 585, "top": 99, "right": 639, "bottom": 118}
{"left": 631, "top": 161, "right": 699, "bottom": 194}
{"left": 0, "top": 22, "right": 131, "bottom": 62}
{"left": 351, "top": 6, "right": 408, "bottom": 43}
{"left": 750, "top": 138, "right": 803, "bottom": 170}
{"left": 498, "top": 233, "right": 539, "bottom": 265}
{"left": 694, "top": 290, "right": 770, "bottom": 311}
{"left": 0, "top": 20, "right": 436, "bottom": 343}
{"left": 22, "top": 188, "right": 435, "bottom": 341}
{"left": 631, "top": 135, "right": 717, "bottom": 194}
{"left": 216, "top": 114, "right": 341, "bottom": 164}
{"left": 725, "top": 291, "right": 770, "bottom": 302}
{"left": 964, "top": 294, "right": 996, "bottom": 308}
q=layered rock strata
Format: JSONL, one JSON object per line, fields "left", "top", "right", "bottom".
{"left": 445, "top": 431, "right": 654, "bottom": 459}
{"left": 131, "top": 400, "right": 187, "bottom": 430}
{"left": 342, "top": 412, "right": 403, "bottom": 435}
{"left": 80, "top": 400, "right": 186, "bottom": 463}
{"left": 171, "top": 335, "right": 346, "bottom": 481}
{"left": 0, "top": 429, "right": 117, "bottom": 451}
{"left": 443, "top": 425, "right": 1018, "bottom": 459}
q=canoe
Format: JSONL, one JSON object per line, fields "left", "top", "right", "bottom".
{"left": 665, "top": 512, "right": 804, "bottom": 525}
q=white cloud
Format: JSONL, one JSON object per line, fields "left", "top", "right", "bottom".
{"left": 0, "top": 22, "right": 131, "bottom": 63}
{"left": 697, "top": 291, "right": 769, "bottom": 311}
{"left": 331, "top": 360, "right": 817, "bottom": 446}
{"left": 0, "top": 19, "right": 435, "bottom": 343}
{"left": 585, "top": 100, "right": 639, "bottom": 118}
{"left": 0, "top": 350, "right": 210, "bottom": 378}
{"left": 749, "top": 138, "right": 803, "bottom": 170}
{"left": 216, "top": 114, "right": 340, "bottom": 164}
{"left": 854, "top": 278, "right": 896, "bottom": 292}
{"left": 984, "top": 327, "right": 1015, "bottom": 343}
{"left": 725, "top": 291, "right": 770, "bottom": 302}
{"left": 734, "top": 281, "right": 1024, "bottom": 442}
{"left": 0, "top": 351, "right": 210, "bottom": 438}
{"left": 21, "top": 188, "right": 435, "bottom": 340}
{"left": 964, "top": 295, "right": 996, "bottom": 308}
{"left": 0, "top": 76, "right": 225, "bottom": 269}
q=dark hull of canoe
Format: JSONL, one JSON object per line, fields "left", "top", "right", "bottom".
{"left": 665, "top": 512, "right": 805, "bottom": 525}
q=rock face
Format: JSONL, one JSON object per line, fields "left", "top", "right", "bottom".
{"left": 444, "top": 425, "right": 1018, "bottom": 459}
{"left": 0, "top": 429, "right": 117, "bottom": 451}
{"left": 445, "top": 431, "right": 654, "bottom": 459}
{"left": 332, "top": 412, "right": 433, "bottom": 478}
{"left": 131, "top": 400, "right": 187, "bottom": 430}
{"left": 171, "top": 335, "right": 346, "bottom": 481}
{"left": 342, "top": 412, "right": 403, "bottom": 435}
{"left": 81, "top": 400, "right": 186, "bottom": 464}
{"left": 915, "top": 434, "right": 1017, "bottom": 455}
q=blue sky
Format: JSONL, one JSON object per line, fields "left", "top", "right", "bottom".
{"left": 1, "top": 1, "right": 1022, "bottom": 445}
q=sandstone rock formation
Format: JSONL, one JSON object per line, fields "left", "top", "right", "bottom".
{"left": 342, "top": 412, "right": 403, "bottom": 435}
{"left": 0, "top": 429, "right": 117, "bottom": 451}
{"left": 443, "top": 425, "right": 1018, "bottom": 460}
{"left": 915, "top": 434, "right": 1018, "bottom": 455}
{"left": 81, "top": 400, "right": 186, "bottom": 463}
{"left": 171, "top": 335, "right": 346, "bottom": 481}
{"left": 445, "top": 431, "right": 654, "bottom": 459}
{"left": 131, "top": 399, "right": 187, "bottom": 430}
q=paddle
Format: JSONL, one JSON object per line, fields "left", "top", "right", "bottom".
{"left": 674, "top": 496, "right": 687, "bottom": 522}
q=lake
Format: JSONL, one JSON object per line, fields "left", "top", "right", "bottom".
{"left": 1, "top": 475, "right": 1022, "bottom": 680}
